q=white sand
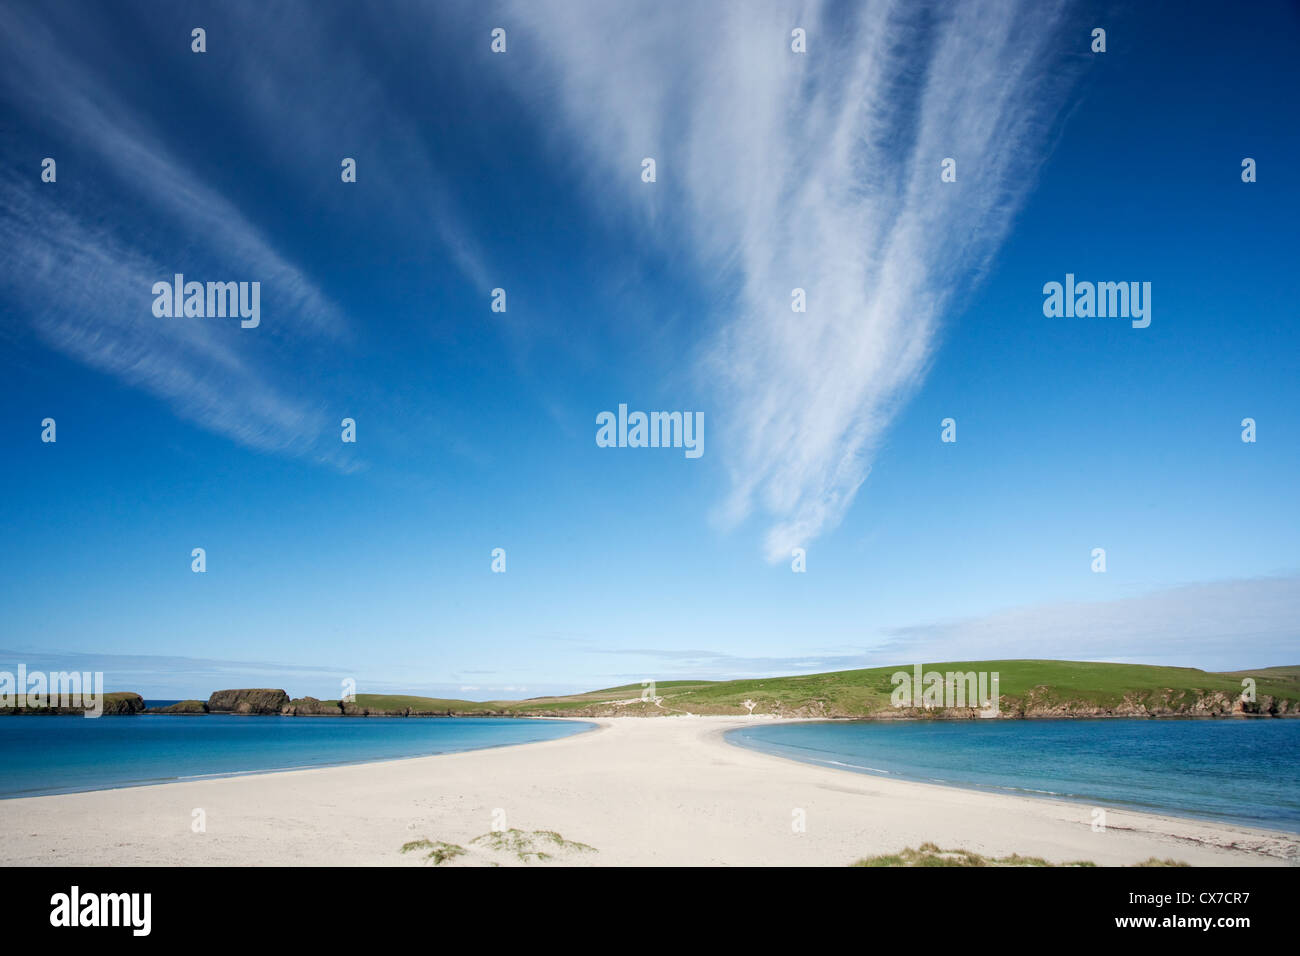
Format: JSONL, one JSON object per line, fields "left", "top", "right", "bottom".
{"left": 1, "top": 716, "right": 1294, "bottom": 866}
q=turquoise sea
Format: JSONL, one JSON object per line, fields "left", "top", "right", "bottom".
{"left": 0, "top": 714, "right": 594, "bottom": 798}
{"left": 727, "top": 718, "right": 1300, "bottom": 832}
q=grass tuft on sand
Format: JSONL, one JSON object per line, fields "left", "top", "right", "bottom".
{"left": 402, "top": 829, "right": 597, "bottom": 865}
{"left": 469, "top": 828, "right": 597, "bottom": 862}
{"left": 851, "top": 842, "right": 1190, "bottom": 867}
{"left": 400, "top": 839, "right": 466, "bottom": 865}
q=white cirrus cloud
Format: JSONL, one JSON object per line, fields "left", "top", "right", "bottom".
{"left": 503, "top": 0, "right": 1085, "bottom": 559}
{"left": 0, "top": 181, "right": 337, "bottom": 459}
{"left": 0, "top": 2, "right": 493, "bottom": 465}
{"left": 0, "top": 3, "right": 349, "bottom": 343}
{"left": 0, "top": 2, "right": 353, "bottom": 462}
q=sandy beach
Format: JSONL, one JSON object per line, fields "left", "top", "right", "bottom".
{"left": 2, "top": 716, "right": 1295, "bottom": 867}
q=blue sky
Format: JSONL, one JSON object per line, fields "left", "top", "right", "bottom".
{"left": 2, "top": 0, "right": 1297, "bottom": 699}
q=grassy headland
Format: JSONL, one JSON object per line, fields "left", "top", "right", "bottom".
{"left": 334, "top": 660, "right": 1298, "bottom": 718}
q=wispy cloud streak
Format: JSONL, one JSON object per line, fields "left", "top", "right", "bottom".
{"left": 0, "top": 4, "right": 348, "bottom": 342}
{"left": 874, "top": 575, "right": 1300, "bottom": 672}
{"left": 505, "top": 0, "right": 1083, "bottom": 558}
{"left": 0, "top": 182, "right": 332, "bottom": 456}
{"left": 0, "top": 3, "right": 353, "bottom": 460}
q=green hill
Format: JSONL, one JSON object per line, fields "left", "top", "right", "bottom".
{"left": 358, "top": 660, "right": 1299, "bottom": 719}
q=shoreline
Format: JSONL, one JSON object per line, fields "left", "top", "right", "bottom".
{"left": 1, "top": 716, "right": 1294, "bottom": 866}
{"left": 5, "top": 715, "right": 1288, "bottom": 836}
{"left": 720, "top": 722, "right": 1299, "bottom": 837}
{"left": 0, "top": 718, "right": 601, "bottom": 802}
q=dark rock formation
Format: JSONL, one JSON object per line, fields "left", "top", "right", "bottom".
{"left": 283, "top": 696, "right": 343, "bottom": 716}
{"left": 0, "top": 692, "right": 144, "bottom": 715}
{"left": 207, "top": 688, "right": 290, "bottom": 715}
{"left": 101, "top": 693, "right": 146, "bottom": 715}
{"left": 1236, "top": 694, "right": 1295, "bottom": 716}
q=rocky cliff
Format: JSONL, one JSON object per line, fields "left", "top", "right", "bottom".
{"left": 206, "top": 688, "right": 291, "bottom": 715}
{"left": 102, "top": 693, "right": 147, "bottom": 715}
{"left": 0, "top": 692, "right": 144, "bottom": 715}
{"left": 283, "top": 696, "right": 342, "bottom": 716}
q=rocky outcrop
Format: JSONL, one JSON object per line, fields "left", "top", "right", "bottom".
{"left": 855, "top": 687, "right": 1299, "bottom": 720}
{"left": 148, "top": 699, "right": 208, "bottom": 714}
{"left": 283, "top": 696, "right": 343, "bottom": 716}
{"left": 101, "top": 693, "right": 146, "bottom": 715}
{"left": 0, "top": 692, "right": 144, "bottom": 715}
{"left": 207, "top": 688, "right": 290, "bottom": 715}
{"left": 1235, "top": 694, "right": 1296, "bottom": 716}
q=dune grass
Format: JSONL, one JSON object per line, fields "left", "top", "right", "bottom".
{"left": 400, "top": 839, "right": 466, "bottom": 865}
{"left": 851, "top": 842, "right": 1190, "bottom": 867}
{"left": 402, "top": 830, "right": 597, "bottom": 865}
{"left": 469, "top": 828, "right": 597, "bottom": 862}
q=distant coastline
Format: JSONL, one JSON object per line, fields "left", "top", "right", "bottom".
{"left": 5, "top": 660, "right": 1297, "bottom": 720}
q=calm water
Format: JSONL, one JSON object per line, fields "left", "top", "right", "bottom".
{"left": 0, "top": 715, "right": 594, "bottom": 798}
{"left": 728, "top": 718, "right": 1300, "bottom": 832}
